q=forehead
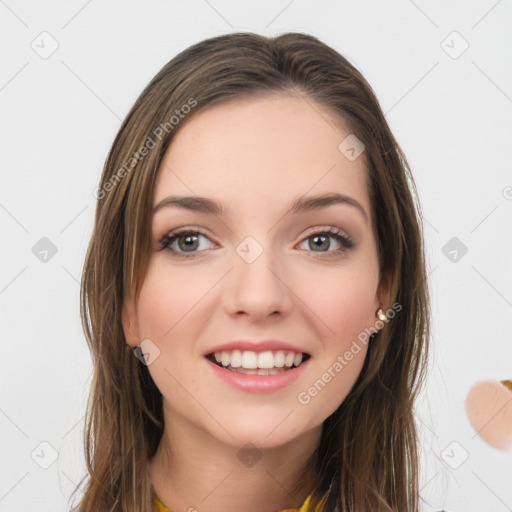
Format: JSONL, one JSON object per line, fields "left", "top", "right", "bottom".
{"left": 153, "top": 93, "right": 370, "bottom": 219}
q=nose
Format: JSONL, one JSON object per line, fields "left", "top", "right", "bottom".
{"left": 221, "top": 243, "right": 294, "bottom": 321}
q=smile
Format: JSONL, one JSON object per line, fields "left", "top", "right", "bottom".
{"left": 204, "top": 350, "right": 312, "bottom": 393}
{"left": 206, "top": 349, "right": 311, "bottom": 374}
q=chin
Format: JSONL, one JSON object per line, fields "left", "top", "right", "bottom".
{"left": 208, "top": 416, "right": 306, "bottom": 449}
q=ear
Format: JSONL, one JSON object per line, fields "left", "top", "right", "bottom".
{"left": 375, "top": 269, "right": 393, "bottom": 315}
{"left": 122, "top": 289, "right": 141, "bottom": 348}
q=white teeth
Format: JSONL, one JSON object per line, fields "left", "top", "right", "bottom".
{"left": 274, "top": 350, "right": 285, "bottom": 367}
{"left": 212, "top": 349, "right": 306, "bottom": 370}
{"left": 229, "top": 366, "right": 289, "bottom": 375}
{"left": 242, "top": 351, "right": 258, "bottom": 369}
{"left": 257, "top": 351, "right": 275, "bottom": 369}
{"left": 230, "top": 349, "right": 242, "bottom": 368}
{"left": 284, "top": 352, "right": 295, "bottom": 367}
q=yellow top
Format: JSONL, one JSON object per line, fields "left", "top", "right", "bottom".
{"left": 153, "top": 490, "right": 326, "bottom": 512}
{"left": 153, "top": 489, "right": 450, "bottom": 511}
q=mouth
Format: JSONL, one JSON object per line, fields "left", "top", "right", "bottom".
{"left": 205, "top": 351, "right": 311, "bottom": 376}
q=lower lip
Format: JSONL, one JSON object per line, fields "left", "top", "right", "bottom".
{"left": 205, "top": 357, "right": 311, "bottom": 394}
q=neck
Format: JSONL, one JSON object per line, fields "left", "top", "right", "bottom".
{"left": 149, "top": 408, "right": 322, "bottom": 512}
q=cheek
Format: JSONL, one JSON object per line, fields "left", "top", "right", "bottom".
{"left": 136, "top": 259, "right": 209, "bottom": 341}
{"left": 294, "top": 263, "right": 376, "bottom": 417}
{"left": 299, "top": 263, "right": 378, "bottom": 343}
{"left": 311, "top": 349, "right": 367, "bottom": 420}
{"left": 298, "top": 284, "right": 371, "bottom": 421}
{"left": 135, "top": 261, "right": 210, "bottom": 398}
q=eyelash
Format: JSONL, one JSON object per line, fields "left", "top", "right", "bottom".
{"left": 158, "top": 226, "right": 356, "bottom": 260}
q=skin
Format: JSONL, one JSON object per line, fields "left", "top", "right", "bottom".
{"left": 466, "top": 380, "right": 512, "bottom": 451}
{"left": 123, "top": 92, "right": 391, "bottom": 512}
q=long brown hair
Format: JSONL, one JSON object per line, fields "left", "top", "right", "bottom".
{"left": 73, "top": 31, "right": 430, "bottom": 511}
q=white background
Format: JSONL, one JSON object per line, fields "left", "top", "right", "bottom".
{"left": 1, "top": 1, "right": 511, "bottom": 511}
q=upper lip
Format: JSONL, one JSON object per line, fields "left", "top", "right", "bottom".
{"left": 204, "top": 340, "right": 310, "bottom": 356}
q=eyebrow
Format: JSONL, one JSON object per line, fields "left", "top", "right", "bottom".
{"left": 153, "top": 192, "right": 368, "bottom": 222}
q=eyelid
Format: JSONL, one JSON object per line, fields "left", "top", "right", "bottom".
{"left": 300, "top": 225, "right": 354, "bottom": 245}
{"left": 158, "top": 225, "right": 356, "bottom": 257}
{"left": 158, "top": 226, "right": 217, "bottom": 255}
{"left": 296, "top": 225, "right": 356, "bottom": 257}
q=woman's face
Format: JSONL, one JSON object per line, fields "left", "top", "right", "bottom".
{"left": 124, "top": 93, "right": 389, "bottom": 448}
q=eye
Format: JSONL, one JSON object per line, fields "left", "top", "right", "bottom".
{"left": 297, "top": 227, "right": 355, "bottom": 257}
{"left": 158, "top": 226, "right": 356, "bottom": 259}
{"left": 158, "top": 228, "right": 215, "bottom": 258}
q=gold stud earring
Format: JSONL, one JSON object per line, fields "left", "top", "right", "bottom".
{"left": 376, "top": 308, "right": 387, "bottom": 322}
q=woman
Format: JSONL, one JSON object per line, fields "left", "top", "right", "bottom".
{"left": 74, "top": 31, "right": 431, "bottom": 512}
